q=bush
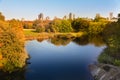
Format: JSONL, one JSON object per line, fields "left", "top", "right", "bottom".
{"left": 0, "top": 20, "right": 28, "bottom": 73}
{"left": 49, "top": 19, "right": 73, "bottom": 33}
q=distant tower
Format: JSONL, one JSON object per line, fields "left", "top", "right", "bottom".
{"left": 69, "top": 13, "right": 73, "bottom": 20}
{"left": 96, "top": 13, "right": 100, "bottom": 18}
{"left": 109, "top": 12, "right": 113, "bottom": 20}
{"left": 73, "top": 14, "right": 75, "bottom": 20}
{"left": 38, "top": 13, "right": 44, "bottom": 20}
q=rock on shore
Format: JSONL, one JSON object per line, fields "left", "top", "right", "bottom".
{"left": 89, "top": 63, "right": 120, "bottom": 80}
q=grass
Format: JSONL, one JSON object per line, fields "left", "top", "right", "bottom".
{"left": 23, "top": 29, "right": 39, "bottom": 36}
{"left": 23, "top": 29, "right": 86, "bottom": 40}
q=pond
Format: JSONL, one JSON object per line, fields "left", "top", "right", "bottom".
{"left": 0, "top": 36, "right": 106, "bottom": 80}
{"left": 25, "top": 37, "right": 105, "bottom": 80}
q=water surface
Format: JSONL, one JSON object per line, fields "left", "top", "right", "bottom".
{"left": 25, "top": 39, "right": 105, "bottom": 80}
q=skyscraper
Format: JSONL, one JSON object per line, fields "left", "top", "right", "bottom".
{"left": 73, "top": 14, "right": 75, "bottom": 20}
{"left": 38, "top": 13, "right": 44, "bottom": 20}
{"left": 109, "top": 12, "right": 113, "bottom": 20}
{"left": 96, "top": 13, "right": 100, "bottom": 18}
{"left": 69, "top": 13, "right": 72, "bottom": 20}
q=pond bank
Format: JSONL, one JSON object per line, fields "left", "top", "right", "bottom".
{"left": 25, "top": 32, "right": 84, "bottom": 40}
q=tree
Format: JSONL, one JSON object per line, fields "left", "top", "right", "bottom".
{"left": 49, "top": 19, "right": 73, "bottom": 33}
{"left": 89, "top": 22, "right": 107, "bottom": 35}
{"left": 36, "top": 24, "right": 45, "bottom": 33}
{"left": 0, "top": 20, "right": 28, "bottom": 73}
{"left": 94, "top": 15, "right": 107, "bottom": 22}
{"left": 38, "top": 13, "right": 44, "bottom": 20}
{"left": 72, "top": 18, "right": 89, "bottom": 32}
{"left": 23, "top": 21, "right": 33, "bottom": 29}
{"left": 0, "top": 12, "right": 5, "bottom": 21}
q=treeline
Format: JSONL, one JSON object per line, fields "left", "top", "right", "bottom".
{"left": 0, "top": 13, "right": 28, "bottom": 73}
{"left": 12, "top": 13, "right": 120, "bottom": 37}
{"left": 23, "top": 15, "right": 110, "bottom": 36}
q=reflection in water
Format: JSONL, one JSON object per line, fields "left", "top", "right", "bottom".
{"left": 49, "top": 34, "right": 105, "bottom": 47}
{"left": 74, "top": 35, "right": 105, "bottom": 47}
{"left": 89, "top": 35, "right": 105, "bottom": 47}
{"left": 25, "top": 35, "right": 105, "bottom": 80}
{"left": 0, "top": 35, "right": 106, "bottom": 80}
{"left": 49, "top": 35, "right": 75, "bottom": 46}
{"left": 48, "top": 35, "right": 105, "bottom": 47}
{"left": 0, "top": 69, "right": 26, "bottom": 80}
{"left": 73, "top": 35, "right": 89, "bottom": 46}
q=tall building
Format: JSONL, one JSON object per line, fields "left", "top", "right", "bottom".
{"left": 38, "top": 13, "right": 44, "bottom": 20}
{"left": 96, "top": 13, "right": 100, "bottom": 18}
{"left": 109, "top": 12, "right": 113, "bottom": 20}
{"left": 69, "top": 13, "right": 72, "bottom": 20}
{"left": 73, "top": 14, "right": 75, "bottom": 20}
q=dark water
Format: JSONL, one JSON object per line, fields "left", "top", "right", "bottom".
{"left": 25, "top": 39, "right": 105, "bottom": 80}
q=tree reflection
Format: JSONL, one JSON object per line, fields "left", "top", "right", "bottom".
{"left": 73, "top": 35, "right": 105, "bottom": 47}
{"left": 0, "top": 68, "right": 26, "bottom": 80}
{"left": 36, "top": 34, "right": 106, "bottom": 47}
{"left": 73, "top": 35, "right": 89, "bottom": 46}
{"left": 89, "top": 35, "right": 105, "bottom": 47}
{"left": 37, "top": 38, "right": 46, "bottom": 42}
{"left": 50, "top": 34, "right": 74, "bottom": 46}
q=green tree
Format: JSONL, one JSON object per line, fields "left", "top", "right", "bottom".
{"left": 71, "top": 18, "right": 89, "bottom": 32}
{"left": 36, "top": 24, "right": 45, "bottom": 33}
{"left": 50, "top": 19, "right": 73, "bottom": 33}
{"left": 33, "top": 20, "right": 50, "bottom": 32}
{"left": 94, "top": 15, "right": 107, "bottom": 22}
{"left": 89, "top": 22, "right": 107, "bottom": 35}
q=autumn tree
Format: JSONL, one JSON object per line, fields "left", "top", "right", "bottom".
{"left": 0, "top": 19, "right": 28, "bottom": 73}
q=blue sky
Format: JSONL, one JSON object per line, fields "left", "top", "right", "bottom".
{"left": 0, "top": 0, "right": 120, "bottom": 20}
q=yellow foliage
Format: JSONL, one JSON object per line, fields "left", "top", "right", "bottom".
{"left": 0, "top": 54, "right": 2, "bottom": 60}
{"left": 0, "top": 19, "right": 28, "bottom": 72}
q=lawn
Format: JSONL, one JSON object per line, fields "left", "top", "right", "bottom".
{"left": 23, "top": 29, "right": 85, "bottom": 40}
{"left": 23, "top": 29, "right": 39, "bottom": 36}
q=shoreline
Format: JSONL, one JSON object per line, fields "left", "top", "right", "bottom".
{"left": 24, "top": 31, "right": 85, "bottom": 40}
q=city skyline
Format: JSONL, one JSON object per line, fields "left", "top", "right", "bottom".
{"left": 0, "top": 0, "right": 120, "bottom": 20}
